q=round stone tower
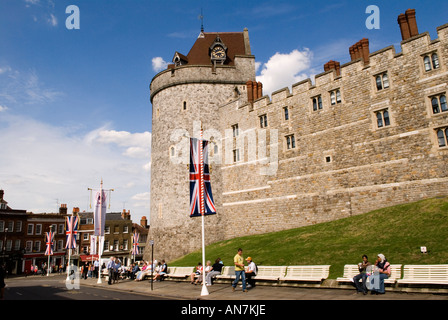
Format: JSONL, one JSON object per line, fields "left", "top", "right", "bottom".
{"left": 146, "top": 29, "right": 256, "bottom": 261}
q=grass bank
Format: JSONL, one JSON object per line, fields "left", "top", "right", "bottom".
{"left": 169, "top": 196, "right": 448, "bottom": 279}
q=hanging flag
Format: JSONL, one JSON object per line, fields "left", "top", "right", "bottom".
{"left": 90, "top": 235, "right": 97, "bottom": 255}
{"left": 45, "top": 231, "right": 54, "bottom": 256}
{"left": 93, "top": 189, "right": 107, "bottom": 236}
{"left": 132, "top": 232, "right": 140, "bottom": 255}
{"left": 65, "top": 216, "right": 78, "bottom": 249}
{"left": 190, "top": 137, "right": 216, "bottom": 218}
{"left": 98, "top": 235, "right": 105, "bottom": 256}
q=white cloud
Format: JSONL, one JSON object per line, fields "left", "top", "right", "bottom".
{"left": 0, "top": 68, "right": 62, "bottom": 105}
{"left": 256, "top": 49, "right": 313, "bottom": 96}
{"left": 0, "top": 66, "right": 12, "bottom": 74}
{"left": 25, "top": 0, "right": 40, "bottom": 5}
{"left": 47, "top": 13, "right": 57, "bottom": 27}
{"left": 0, "top": 105, "right": 7, "bottom": 112}
{"left": 152, "top": 57, "right": 168, "bottom": 72}
{"left": 0, "top": 115, "right": 151, "bottom": 224}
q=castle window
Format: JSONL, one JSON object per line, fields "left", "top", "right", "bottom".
{"left": 424, "top": 53, "right": 440, "bottom": 72}
{"left": 183, "top": 101, "right": 187, "bottom": 111}
{"left": 376, "top": 109, "right": 390, "bottom": 128}
{"left": 286, "top": 135, "right": 296, "bottom": 150}
{"left": 424, "top": 56, "right": 432, "bottom": 72}
{"left": 432, "top": 53, "right": 440, "bottom": 69}
{"left": 232, "top": 124, "right": 239, "bottom": 137}
{"left": 376, "top": 72, "right": 389, "bottom": 91}
{"left": 436, "top": 128, "right": 448, "bottom": 148}
{"left": 233, "top": 149, "right": 240, "bottom": 163}
{"left": 284, "top": 107, "right": 289, "bottom": 121}
{"left": 259, "top": 114, "right": 268, "bottom": 128}
{"left": 169, "top": 146, "right": 175, "bottom": 158}
{"left": 431, "top": 94, "right": 447, "bottom": 114}
{"left": 312, "top": 95, "right": 323, "bottom": 111}
{"left": 330, "top": 89, "right": 341, "bottom": 105}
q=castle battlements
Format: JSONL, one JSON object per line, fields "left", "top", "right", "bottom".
{"left": 230, "top": 22, "right": 448, "bottom": 114}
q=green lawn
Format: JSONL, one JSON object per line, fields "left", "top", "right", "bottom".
{"left": 169, "top": 196, "right": 448, "bottom": 279}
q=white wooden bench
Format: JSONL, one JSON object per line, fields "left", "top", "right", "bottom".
{"left": 397, "top": 265, "right": 448, "bottom": 285}
{"left": 280, "top": 265, "right": 330, "bottom": 282}
{"left": 215, "top": 266, "right": 235, "bottom": 280}
{"left": 254, "top": 266, "right": 287, "bottom": 281}
{"left": 166, "top": 267, "right": 194, "bottom": 279}
{"left": 337, "top": 264, "right": 402, "bottom": 284}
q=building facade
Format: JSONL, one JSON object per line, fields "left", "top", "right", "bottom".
{"left": 0, "top": 190, "right": 27, "bottom": 274}
{"left": 147, "top": 10, "right": 448, "bottom": 261}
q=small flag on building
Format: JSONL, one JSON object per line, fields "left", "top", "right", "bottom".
{"left": 190, "top": 137, "right": 216, "bottom": 218}
{"left": 45, "top": 231, "right": 54, "bottom": 256}
{"left": 65, "top": 216, "right": 78, "bottom": 249}
{"left": 132, "top": 232, "right": 139, "bottom": 255}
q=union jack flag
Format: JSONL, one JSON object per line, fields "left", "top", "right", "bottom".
{"left": 45, "top": 231, "right": 54, "bottom": 256}
{"left": 132, "top": 232, "right": 139, "bottom": 255}
{"left": 190, "top": 137, "right": 216, "bottom": 218}
{"left": 65, "top": 216, "right": 79, "bottom": 249}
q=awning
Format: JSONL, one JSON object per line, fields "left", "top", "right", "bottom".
{"left": 80, "top": 254, "right": 99, "bottom": 262}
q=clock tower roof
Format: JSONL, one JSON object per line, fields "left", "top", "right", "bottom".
{"left": 170, "top": 30, "right": 252, "bottom": 68}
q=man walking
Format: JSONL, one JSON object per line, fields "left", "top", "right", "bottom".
{"left": 107, "top": 256, "right": 115, "bottom": 285}
{"left": 232, "top": 248, "right": 246, "bottom": 292}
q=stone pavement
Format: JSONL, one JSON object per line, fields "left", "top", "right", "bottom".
{"left": 78, "top": 276, "right": 448, "bottom": 300}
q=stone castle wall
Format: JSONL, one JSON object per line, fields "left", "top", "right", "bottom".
{"left": 146, "top": 23, "right": 448, "bottom": 262}
{"left": 219, "top": 25, "right": 448, "bottom": 240}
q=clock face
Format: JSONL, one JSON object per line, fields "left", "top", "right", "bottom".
{"left": 211, "top": 46, "right": 226, "bottom": 59}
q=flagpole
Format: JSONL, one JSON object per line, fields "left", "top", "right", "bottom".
{"left": 97, "top": 235, "right": 102, "bottom": 284}
{"left": 200, "top": 128, "right": 209, "bottom": 296}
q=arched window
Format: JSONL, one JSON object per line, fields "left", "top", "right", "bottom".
{"left": 432, "top": 97, "right": 440, "bottom": 114}
{"left": 336, "top": 90, "right": 342, "bottom": 103}
{"left": 330, "top": 91, "right": 336, "bottom": 105}
{"left": 424, "top": 56, "right": 432, "bottom": 71}
{"left": 376, "top": 75, "right": 383, "bottom": 90}
{"left": 432, "top": 53, "right": 440, "bottom": 70}
{"left": 382, "top": 73, "right": 389, "bottom": 89}
{"left": 437, "top": 129, "right": 446, "bottom": 147}
{"left": 376, "top": 112, "right": 383, "bottom": 128}
{"left": 318, "top": 96, "right": 323, "bottom": 109}
{"left": 440, "top": 95, "right": 447, "bottom": 112}
{"left": 383, "top": 110, "right": 390, "bottom": 126}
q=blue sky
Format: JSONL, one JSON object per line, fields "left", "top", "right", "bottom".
{"left": 0, "top": 0, "right": 447, "bottom": 223}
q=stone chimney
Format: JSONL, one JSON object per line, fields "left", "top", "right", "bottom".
{"left": 246, "top": 80, "right": 254, "bottom": 103}
{"left": 122, "top": 209, "right": 131, "bottom": 220}
{"left": 141, "top": 216, "right": 148, "bottom": 229}
{"left": 59, "top": 203, "right": 68, "bottom": 215}
{"left": 246, "top": 80, "right": 263, "bottom": 103}
{"left": 72, "top": 207, "right": 80, "bottom": 214}
{"left": 324, "top": 60, "right": 341, "bottom": 76}
{"left": 398, "top": 9, "right": 419, "bottom": 41}
{"left": 0, "top": 190, "right": 4, "bottom": 201}
{"left": 349, "top": 38, "right": 370, "bottom": 65}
